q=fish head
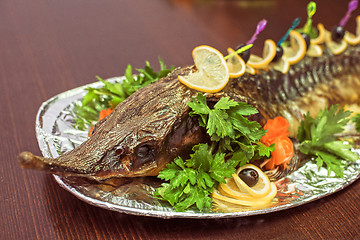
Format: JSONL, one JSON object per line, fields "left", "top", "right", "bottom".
{"left": 86, "top": 85, "right": 206, "bottom": 179}
{"left": 19, "top": 67, "right": 207, "bottom": 180}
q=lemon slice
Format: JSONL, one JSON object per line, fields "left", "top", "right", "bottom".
{"left": 219, "top": 178, "right": 254, "bottom": 200}
{"left": 212, "top": 182, "right": 277, "bottom": 207}
{"left": 306, "top": 44, "right": 323, "bottom": 57}
{"left": 283, "top": 30, "right": 307, "bottom": 65}
{"left": 247, "top": 39, "right": 277, "bottom": 69}
{"left": 269, "top": 56, "right": 290, "bottom": 74}
{"left": 232, "top": 164, "right": 271, "bottom": 198}
{"left": 226, "top": 48, "right": 246, "bottom": 78}
{"left": 344, "top": 15, "right": 360, "bottom": 45}
{"left": 245, "top": 65, "right": 256, "bottom": 75}
{"left": 178, "top": 45, "right": 229, "bottom": 93}
{"left": 311, "top": 23, "right": 326, "bottom": 45}
{"left": 324, "top": 30, "right": 348, "bottom": 55}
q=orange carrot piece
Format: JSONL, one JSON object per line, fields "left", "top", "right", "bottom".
{"left": 261, "top": 116, "right": 294, "bottom": 170}
{"left": 88, "top": 108, "right": 114, "bottom": 137}
{"left": 261, "top": 116, "right": 290, "bottom": 146}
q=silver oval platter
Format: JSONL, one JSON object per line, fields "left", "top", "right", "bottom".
{"left": 35, "top": 77, "right": 360, "bottom": 219}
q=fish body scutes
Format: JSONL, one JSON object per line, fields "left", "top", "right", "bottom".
{"left": 18, "top": 43, "right": 360, "bottom": 180}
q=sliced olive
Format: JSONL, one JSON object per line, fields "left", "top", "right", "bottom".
{"left": 331, "top": 25, "right": 345, "bottom": 43}
{"left": 238, "top": 168, "right": 259, "bottom": 187}
{"left": 235, "top": 44, "right": 251, "bottom": 63}
{"left": 272, "top": 45, "right": 284, "bottom": 62}
{"left": 301, "top": 33, "right": 311, "bottom": 50}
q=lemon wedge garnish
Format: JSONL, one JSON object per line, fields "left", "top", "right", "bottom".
{"left": 269, "top": 56, "right": 290, "bottom": 74}
{"left": 324, "top": 30, "right": 348, "bottom": 55}
{"left": 344, "top": 15, "right": 360, "bottom": 45}
{"left": 232, "top": 164, "right": 272, "bottom": 198}
{"left": 283, "top": 30, "right": 307, "bottom": 65}
{"left": 306, "top": 44, "right": 323, "bottom": 57}
{"left": 178, "top": 45, "right": 229, "bottom": 93}
{"left": 212, "top": 182, "right": 277, "bottom": 207}
{"left": 247, "top": 39, "right": 277, "bottom": 69}
{"left": 311, "top": 23, "right": 326, "bottom": 45}
{"left": 226, "top": 48, "right": 246, "bottom": 78}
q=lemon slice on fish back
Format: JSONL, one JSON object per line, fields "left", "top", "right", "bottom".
{"left": 269, "top": 55, "right": 290, "bottom": 74}
{"left": 178, "top": 45, "right": 229, "bottom": 93}
{"left": 247, "top": 39, "right": 277, "bottom": 69}
{"left": 324, "top": 30, "right": 348, "bottom": 55}
{"left": 311, "top": 23, "right": 326, "bottom": 45}
{"left": 283, "top": 30, "right": 307, "bottom": 65}
{"left": 232, "top": 164, "right": 272, "bottom": 198}
{"left": 246, "top": 65, "right": 256, "bottom": 75}
{"left": 306, "top": 44, "right": 323, "bottom": 57}
{"left": 344, "top": 15, "right": 360, "bottom": 45}
{"left": 226, "top": 48, "right": 246, "bottom": 78}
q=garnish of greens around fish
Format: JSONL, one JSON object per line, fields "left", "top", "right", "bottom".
{"left": 71, "top": 21, "right": 360, "bottom": 211}
{"left": 353, "top": 114, "right": 360, "bottom": 132}
{"left": 73, "top": 62, "right": 360, "bottom": 209}
{"left": 297, "top": 105, "right": 359, "bottom": 177}
{"left": 35, "top": 0, "right": 359, "bottom": 212}
{"left": 155, "top": 93, "right": 274, "bottom": 211}
{"left": 73, "top": 58, "right": 174, "bottom": 130}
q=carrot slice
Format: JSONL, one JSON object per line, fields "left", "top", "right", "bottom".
{"left": 88, "top": 108, "right": 114, "bottom": 137}
{"left": 261, "top": 116, "right": 290, "bottom": 146}
{"left": 265, "top": 137, "right": 294, "bottom": 170}
{"left": 260, "top": 116, "right": 294, "bottom": 170}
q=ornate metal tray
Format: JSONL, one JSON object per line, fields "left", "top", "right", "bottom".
{"left": 35, "top": 77, "right": 360, "bottom": 219}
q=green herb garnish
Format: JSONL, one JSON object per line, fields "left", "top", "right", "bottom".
{"left": 188, "top": 93, "right": 269, "bottom": 165}
{"left": 73, "top": 58, "right": 174, "bottom": 130}
{"left": 155, "top": 144, "right": 235, "bottom": 212}
{"left": 298, "top": 105, "right": 359, "bottom": 177}
{"left": 156, "top": 93, "right": 271, "bottom": 211}
{"left": 352, "top": 113, "right": 360, "bottom": 132}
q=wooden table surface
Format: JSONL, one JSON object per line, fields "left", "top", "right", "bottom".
{"left": 1, "top": 0, "right": 360, "bottom": 239}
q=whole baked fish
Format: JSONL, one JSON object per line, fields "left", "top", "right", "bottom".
{"left": 18, "top": 41, "right": 360, "bottom": 181}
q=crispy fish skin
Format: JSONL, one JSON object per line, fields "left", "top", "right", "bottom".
{"left": 18, "top": 44, "right": 360, "bottom": 180}
{"left": 228, "top": 45, "right": 360, "bottom": 135}
{"left": 19, "top": 66, "right": 209, "bottom": 180}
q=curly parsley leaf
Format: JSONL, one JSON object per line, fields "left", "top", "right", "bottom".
{"left": 188, "top": 93, "right": 267, "bottom": 164}
{"left": 156, "top": 94, "right": 271, "bottom": 212}
{"left": 73, "top": 58, "right": 174, "bottom": 130}
{"left": 155, "top": 144, "right": 234, "bottom": 212}
{"left": 352, "top": 113, "right": 360, "bottom": 132}
{"left": 298, "top": 105, "right": 358, "bottom": 177}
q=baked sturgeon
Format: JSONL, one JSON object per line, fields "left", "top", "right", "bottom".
{"left": 18, "top": 42, "right": 360, "bottom": 181}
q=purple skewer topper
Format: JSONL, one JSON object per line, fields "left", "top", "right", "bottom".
{"left": 340, "top": 0, "right": 358, "bottom": 27}
{"left": 246, "top": 19, "right": 267, "bottom": 45}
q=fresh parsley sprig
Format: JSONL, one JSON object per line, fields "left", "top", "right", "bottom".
{"left": 188, "top": 93, "right": 269, "bottom": 166}
{"left": 352, "top": 113, "right": 360, "bottom": 132}
{"left": 156, "top": 93, "right": 271, "bottom": 211}
{"left": 73, "top": 58, "right": 174, "bottom": 130}
{"left": 155, "top": 144, "right": 235, "bottom": 212}
{"left": 297, "top": 105, "right": 359, "bottom": 177}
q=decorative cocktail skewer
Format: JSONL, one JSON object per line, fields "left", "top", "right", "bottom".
{"left": 272, "top": 18, "right": 301, "bottom": 62}
{"left": 235, "top": 19, "right": 267, "bottom": 62}
{"left": 332, "top": 0, "right": 358, "bottom": 42}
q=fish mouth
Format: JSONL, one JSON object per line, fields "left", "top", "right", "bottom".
{"left": 18, "top": 151, "right": 137, "bottom": 180}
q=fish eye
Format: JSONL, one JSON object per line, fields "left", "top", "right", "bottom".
{"left": 136, "top": 145, "right": 150, "bottom": 158}
{"left": 133, "top": 144, "right": 155, "bottom": 169}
